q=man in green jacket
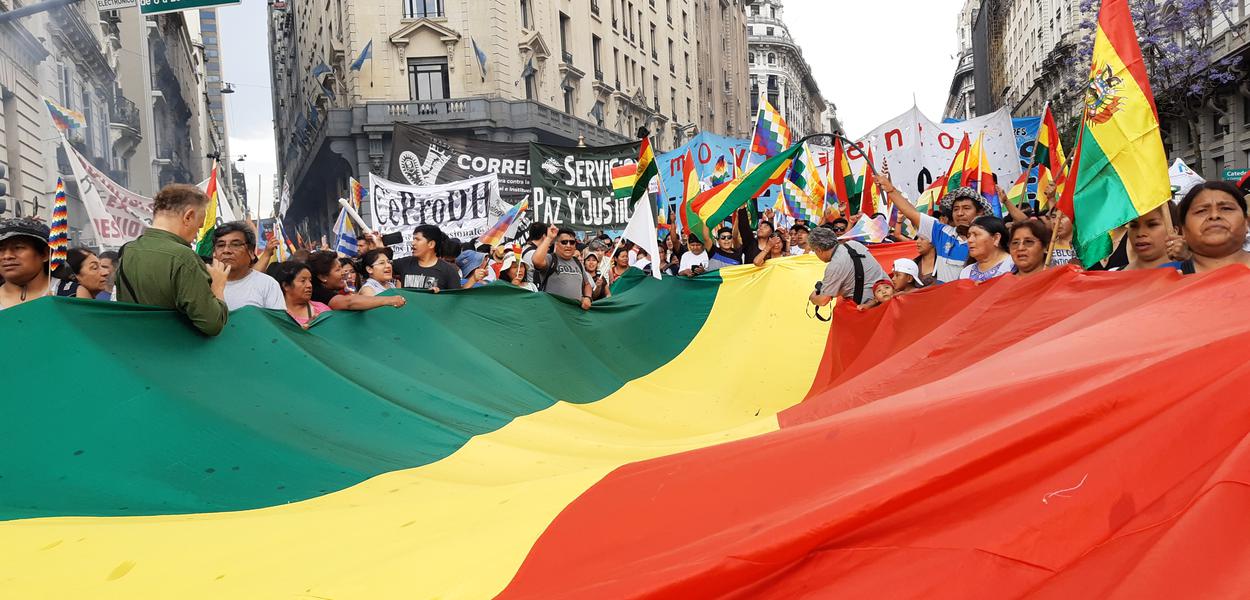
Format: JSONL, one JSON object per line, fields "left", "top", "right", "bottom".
{"left": 116, "top": 184, "right": 231, "bottom": 336}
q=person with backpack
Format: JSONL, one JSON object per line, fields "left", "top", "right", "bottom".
{"left": 520, "top": 222, "right": 556, "bottom": 288}
{"left": 533, "top": 227, "right": 594, "bottom": 310}
{"left": 806, "top": 226, "right": 889, "bottom": 308}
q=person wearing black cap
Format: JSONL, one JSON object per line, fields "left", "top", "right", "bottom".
{"left": 114, "top": 184, "right": 230, "bottom": 336}
{"left": 0, "top": 217, "right": 60, "bottom": 310}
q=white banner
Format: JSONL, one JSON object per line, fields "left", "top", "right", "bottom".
{"left": 369, "top": 172, "right": 503, "bottom": 257}
{"left": 62, "top": 139, "right": 153, "bottom": 247}
{"left": 813, "top": 106, "right": 1022, "bottom": 201}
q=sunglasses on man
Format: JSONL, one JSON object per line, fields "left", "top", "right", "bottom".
{"left": 557, "top": 240, "right": 578, "bottom": 246}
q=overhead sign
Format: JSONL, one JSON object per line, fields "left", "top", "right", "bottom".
{"left": 99, "top": 0, "right": 139, "bottom": 9}
{"left": 530, "top": 141, "right": 641, "bottom": 231}
{"left": 61, "top": 140, "right": 153, "bottom": 248}
{"left": 139, "top": 0, "right": 240, "bottom": 15}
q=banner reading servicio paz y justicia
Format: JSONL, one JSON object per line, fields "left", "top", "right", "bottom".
{"left": 388, "top": 124, "right": 531, "bottom": 206}
{"left": 369, "top": 173, "right": 502, "bottom": 258}
{"left": 61, "top": 139, "right": 153, "bottom": 248}
{"left": 530, "top": 141, "right": 641, "bottom": 231}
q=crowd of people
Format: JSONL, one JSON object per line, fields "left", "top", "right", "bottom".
{"left": 1, "top": 175, "right": 1248, "bottom": 335}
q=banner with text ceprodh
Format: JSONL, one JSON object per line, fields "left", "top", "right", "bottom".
{"left": 369, "top": 173, "right": 503, "bottom": 258}
{"left": 529, "top": 141, "right": 641, "bottom": 231}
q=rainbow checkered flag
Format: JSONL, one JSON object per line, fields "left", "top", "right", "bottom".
{"left": 43, "top": 97, "right": 85, "bottom": 133}
{"left": 49, "top": 178, "right": 68, "bottom": 271}
{"left": 750, "top": 94, "right": 792, "bottom": 160}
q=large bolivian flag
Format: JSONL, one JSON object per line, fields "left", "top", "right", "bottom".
{"left": 6, "top": 247, "right": 1250, "bottom": 598}
{"left": 1059, "top": 0, "right": 1170, "bottom": 267}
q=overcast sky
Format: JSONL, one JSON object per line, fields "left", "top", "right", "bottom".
{"left": 215, "top": 1, "right": 967, "bottom": 217}
{"left": 785, "top": 0, "right": 966, "bottom": 137}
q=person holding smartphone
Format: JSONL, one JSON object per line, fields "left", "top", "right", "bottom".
{"left": 678, "top": 234, "right": 710, "bottom": 277}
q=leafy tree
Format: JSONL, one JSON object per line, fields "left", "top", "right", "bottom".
{"left": 1051, "top": 0, "right": 1241, "bottom": 171}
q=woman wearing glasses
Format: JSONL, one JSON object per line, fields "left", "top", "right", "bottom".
{"left": 357, "top": 248, "right": 399, "bottom": 296}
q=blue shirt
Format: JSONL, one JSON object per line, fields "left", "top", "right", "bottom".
{"left": 919, "top": 214, "right": 969, "bottom": 283}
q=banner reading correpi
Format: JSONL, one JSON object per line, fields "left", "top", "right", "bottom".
{"left": 61, "top": 139, "right": 153, "bottom": 248}
{"left": 388, "top": 124, "right": 531, "bottom": 206}
{"left": 530, "top": 141, "right": 641, "bottom": 231}
{"left": 370, "top": 173, "right": 502, "bottom": 258}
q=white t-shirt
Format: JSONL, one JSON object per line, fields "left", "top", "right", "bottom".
{"left": 678, "top": 250, "right": 709, "bottom": 273}
{"left": 959, "top": 255, "right": 1016, "bottom": 283}
{"left": 790, "top": 246, "right": 810, "bottom": 256}
{"left": 224, "top": 269, "right": 285, "bottom": 311}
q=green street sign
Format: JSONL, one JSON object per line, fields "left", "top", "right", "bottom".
{"left": 140, "top": 0, "right": 241, "bottom": 15}
{"left": 1222, "top": 168, "right": 1248, "bottom": 181}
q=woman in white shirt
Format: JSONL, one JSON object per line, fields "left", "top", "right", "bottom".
{"left": 960, "top": 216, "right": 1015, "bottom": 283}
{"left": 357, "top": 248, "right": 398, "bottom": 296}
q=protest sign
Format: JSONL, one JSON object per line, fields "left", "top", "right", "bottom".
{"left": 529, "top": 141, "right": 641, "bottom": 231}
{"left": 388, "top": 124, "right": 531, "bottom": 206}
{"left": 61, "top": 139, "right": 153, "bottom": 247}
{"left": 369, "top": 173, "right": 502, "bottom": 257}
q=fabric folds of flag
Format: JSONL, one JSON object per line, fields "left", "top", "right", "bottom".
{"left": 1006, "top": 170, "right": 1030, "bottom": 210}
{"left": 630, "top": 138, "right": 658, "bottom": 205}
{"left": 787, "top": 145, "right": 826, "bottom": 222}
{"left": 350, "top": 40, "right": 373, "bottom": 71}
{"left": 946, "top": 133, "right": 972, "bottom": 194}
{"left": 1033, "top": 104, "right": 1068, "bottom": 211}
{"left": 194, "top": 162, "right": 220, "bottom": 258}
{"left": 611, "top": 163, "right": 638, "bottom": 200}
{"left": 332, "top": 206, "right": 359, "bottom": 258}
{"left": 690, "top": 143, "right": 805, "bottom": 233}
{"left": 827, "top": 139, "right": 856, "bottom": 216}
{"left": 859, "top": 149, "right": 883, "bottom": 217}
{"left": 680, "top": 150, "right": 700, "bottom": 235}
{"left": 966, "top": 133, "right": 1002, "bottom": 217}
{"left": 750, "top": 95, "right": 792, "bottom": 160}
{"left": 273, "top": 221, "right": 296, "bottom": 261}
{"left": 42, "top": 97, "right": 85, "bottom": 133}
{"left": 349, "top": 177, "right": 367, "bottom": 210}
{"left": 839, "top": 214, "right": 889, "bottom": 243}
{"left": 1058, "top": 0, "right": 1171, "bottom": 267}
{"left": 49, "top": 178, "right": 68, "bottom": 271}
{"left": 479, "top": 197, "right": 530, "bottom": 247}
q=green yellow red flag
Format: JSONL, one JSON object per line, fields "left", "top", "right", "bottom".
{"left": 1058, "top": 0, "right": 1171, "bottom": 267}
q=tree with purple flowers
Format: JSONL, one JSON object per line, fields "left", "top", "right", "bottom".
{"left": 1053, "top": 0, "right": 1242, "bottom": 170}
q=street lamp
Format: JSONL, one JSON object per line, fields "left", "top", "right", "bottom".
{"left": 221, "top": 83, "right": 237, "bottom": 94}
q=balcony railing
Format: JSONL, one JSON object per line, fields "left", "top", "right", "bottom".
{"left": 110, "top": 97, "right": 140, "bottom": 131}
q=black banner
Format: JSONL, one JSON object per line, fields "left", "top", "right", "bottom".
{"left": 529, "top": 141, "right": 640, "bottom": 231}
{"left": 388, "top": 124, "right": 531, "bottom": 205}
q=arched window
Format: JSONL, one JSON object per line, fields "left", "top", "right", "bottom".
{"left": 768, "top": 53, "right": 775, "bottom": 65}
{"left": 748, "top": 52, "right": 755, "bottom": 64}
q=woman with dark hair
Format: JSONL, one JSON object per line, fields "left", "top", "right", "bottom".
{"left": 306, "top": 250, "right": 406, "bottom": 311}
{"left": 608, "top": 247, "right": 631, "bottom": 285}
{"left": 65, "top": 248, "right": 109, "bottom": 299}
{"left": 338, "top": 257, "right": 359, "bottom": 293}
{"left": 913, "top": 236, "right": 938, "bottom": 285}
{"left": 357, "top": 248, "right": 397, "bottom": 296}
{"left": 1120, "top": 202, "right": 1183, "bottom": 271}
{"left": 0, "top": 218, "right": 59, "bottom": 310}
{"left": 960, "top": 216, "right": 1014, "bottom": 282}
{"left": 584, "top": 253, "right": 611, "bottom": 300}
{"left": 1174, "top": 181, "right": 1250, "bottom": 274}
{"left": 1009, "top": 220, "right": 1051, "bottom": 276}
{"left": 269, "top": 261, "right": 331, "bottom": 328}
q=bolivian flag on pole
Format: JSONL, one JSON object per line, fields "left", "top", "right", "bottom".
{"left": 1058, "top": 0, "right": 1170, "bottom": 268}
{"left": 629, "top": 138, "right": 658, "bottom": 206}
{"left": 194, "top": 161, "right": 220, "bottom": 258}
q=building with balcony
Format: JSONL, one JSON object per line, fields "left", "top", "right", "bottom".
{"left": 744, "top": 0, "right": 826, "bottom": 139}
{"left": 943, "top": 0, "right": 978, "bottom": 121}
{"left": 269, "top": 0, "right": 706, "bottom": 231}
{"left": 0, "top": 2, "right": 53, "bottom": 220}
{"left": 694, "top": 0, "right": 750, "bottom": 138}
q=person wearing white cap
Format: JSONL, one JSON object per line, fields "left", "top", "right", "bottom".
{"left": 500, "top": 254, "right": 538, "bottom": 292}
{"left": 890, "top": 258, "right": 926, "bottom": 295}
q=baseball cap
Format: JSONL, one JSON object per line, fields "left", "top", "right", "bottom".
{"left": 0, "top": 217, "right": 51, "bottom": 247}
{"left": 891, "top": 258, "right": 924, "bottom": 287}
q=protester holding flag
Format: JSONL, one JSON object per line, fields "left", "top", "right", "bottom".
{"left": 357, "top": 249, "right": 399, "bottom": 296}
{"left": 959, "top": 216, "right": 1014, "bottom": 283}
{"left": 880, "top": 172, "right": 988, "bottom": 283}
{"left": 707, "top": 226, "right": 743, "bottom": 271}
{"left": 114, "top": 184, "right": 230, "bottom": 336}
{"left": 0, "top": 218, "right": 60, "bottom": 311}
{"left": 753, "top": 229, "right": 790, "bottom": 267}
{"left": 1117, "top": 204, "right": 1183, "bottom": 272}
{"left": 1043, "top": 208, "right": 1078, "bottom": 267}
{"left": 1175, "top": 181, "right": 1250, "bottom": 274}
{"left": 212, "top": 222, "right": 284, "bottom": 312}
{"left": 1008, "top": 220, "right": 1052, "bottom": 277}
{"left": 64, "top": 248, "right": 109, "bottom": 300}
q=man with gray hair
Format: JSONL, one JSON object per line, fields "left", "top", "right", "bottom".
{"left": 807, "top": 226, "right": 888, "bottom": 307}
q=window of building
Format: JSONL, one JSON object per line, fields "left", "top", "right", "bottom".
{"left": 748, "top": 52, "right": 754, "bottom": 64}
{"left": 751, "top": 4, "right": 759, "bottom": 15}
{"left": 670, "top": 87, "right": 676, "bottom": 116}
{"left": 563, "top": 85, "right": 575, "bottom": 113}
{"left": 520, "top": 0, "right": 531, "bottom": 28}
{"left": 682, "top": 11, "right": 687, "bottom": 37}
{"left": 402, "top": 0, "right": 444, "bottom": 19}
{"left": 684, "top": 51, "right": 690, "bottom": 83}
{"left": 1214, "top": 96, "right": 1230, "bottom": 138}
{"left": 750, "top": 80, "right": 759, "bottom": 114}
{"left": 649, "top": 24, "right": 657, "bottom": 56}
{"left": 524, "top": 70, "right": 536, "bottom": 100}
{"left": 205, "top": 36, "right": 217, "bottom": 45}
{"left": 407, "top": 58, "right": 449, "bottom": 100}
{"left": 686, "top": 98, "right": 691, "bottom": 121}
{"left": 202, "top": 23, "right": 216, "bottom": 32}
{"left": 766, "top": 26, "right": 774, "bottom": 36}
{"left": 593, "top": 35, "right": 603, "bottom": 77}
{"left": 767, "top": 53, "right": 775, "bottom": 65}
{"left": 668, "top": 39, "right": 674, "bottom": 72}
{"left": 1243, "top": 95, "right": 1250, "bottom": 129}
{"left": 559, "top": 13, "right": 571, "bottom": 58}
